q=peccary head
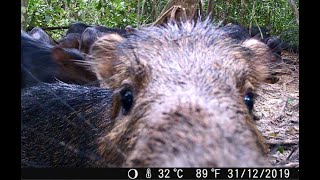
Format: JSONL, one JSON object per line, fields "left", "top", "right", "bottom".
{"left": 89, "top": 20, "right": 276, "bottom": 167}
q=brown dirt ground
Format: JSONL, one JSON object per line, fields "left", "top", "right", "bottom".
{"left": 254, "top": 50, "right": 299, "bottom": 167}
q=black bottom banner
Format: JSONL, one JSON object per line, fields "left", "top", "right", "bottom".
{"left": 21, "top": 168, "right": 299, "bottom": 179}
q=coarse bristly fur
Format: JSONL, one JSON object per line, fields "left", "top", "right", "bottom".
{"left": 21, "top": 20, "right": 278, "bottom": 168}
{"left": 88, "top": 19, "right": 277, "bottom": 167}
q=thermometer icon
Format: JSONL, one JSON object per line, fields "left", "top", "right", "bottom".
{"left": 146, "top": 168, "right": 152, "bottom": 178}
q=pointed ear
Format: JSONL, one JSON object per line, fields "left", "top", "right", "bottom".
{"left": 51, "top": 46, "right": 97, "bottom": 84}
{"left": 51, "top": 46, "right": 71, "bottom": 65}
{"left": 80, "top": 27, "right": 103, "bottom": 54}
{"left": 89, "top": 33, "right": 126, "bottom": 87}
{"left": 57, "top": 33, "right": 81, "bottom": 49}
{"left": 51, "top": 46, "right": 84, "bottom": 65}
{"left": 242, "top": 38, "right": 278, "bottom": 84}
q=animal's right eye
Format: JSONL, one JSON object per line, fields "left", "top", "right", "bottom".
{"left": 120, "top": 88, "right": 134, "bottom": 115}
{"left": 244, "top": 92, "right": 254, "bottom": 113}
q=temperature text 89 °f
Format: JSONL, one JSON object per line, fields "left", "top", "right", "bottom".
{"left": 196, "top": 168, "right": 221, "bottom": 178}
{"left": 158, "top": 168, "right": 183, "bottom": 178}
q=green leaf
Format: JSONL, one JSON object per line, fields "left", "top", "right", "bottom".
{"left": 269, "top": 133, "right": 278, "bottom": 137}
{"left": 78, "top": 11, "right": 82, "bottom": 17}
{"left": 96, "top": 2, "right": 102, "bottom": 10}
{"left": 287, "top": 98, "right": 295, "bottom": 104}
{"left": 277, "top": 146, "right": 284, "bottom": 154}
{"left": 45, "top": 15, "right": 50, "bottom": 23}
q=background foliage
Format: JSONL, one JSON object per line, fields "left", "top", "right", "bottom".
{"left": 22, "top": 0, "right": 299, "bottom": 45}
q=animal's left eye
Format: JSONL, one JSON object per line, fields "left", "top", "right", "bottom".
{"left": 244, "top": 92, "right": 255, "bottom": 113}
{"left": 120, "top": 88, "right": 134, "bottom": 115}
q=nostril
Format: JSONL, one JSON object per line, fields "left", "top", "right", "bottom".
{"left": 174, "top": 112, "right": 183, "bottom": 117}
{"left": 172, "top": 147, "right": 179, "bottom": 155}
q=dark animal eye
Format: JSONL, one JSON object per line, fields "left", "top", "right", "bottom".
{"left": 120, "top": 88, "right": 134, "bottom": 115}
{"left": 244, "top": 92, "right": 254, "bottom": 113}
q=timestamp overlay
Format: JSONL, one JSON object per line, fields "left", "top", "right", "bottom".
{"left": 129, "top": 168, "right": 299, "bottom": 179}
{"left": 21, "top": 167, "right": 299, "bottom": 179}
